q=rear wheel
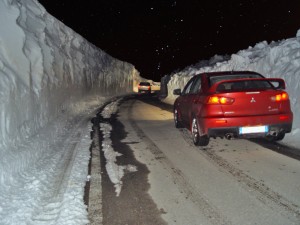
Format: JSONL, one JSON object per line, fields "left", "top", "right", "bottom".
{"left": 276, "top": 132, "right": 285, "bottom": 141}
{"left": 174, "top": 108, "right": 183, "bottom": 128}
{"left": 191, "top": 117, "right": 209, "bottom": 146}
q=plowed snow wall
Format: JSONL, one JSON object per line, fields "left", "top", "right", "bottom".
{"left": 0, "top": 0, "right": 139, "bottom": 147}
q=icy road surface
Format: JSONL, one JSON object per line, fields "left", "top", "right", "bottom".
{"left": 99, "top": 95, "right": 300, "bottom": 225}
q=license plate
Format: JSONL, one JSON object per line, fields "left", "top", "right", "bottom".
{"left": 239, "top": 126, "right": 268, "bottom": 134}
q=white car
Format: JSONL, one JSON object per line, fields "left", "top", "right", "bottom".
{"left": 138, "top": 82, "right": 151, "bottom": 94}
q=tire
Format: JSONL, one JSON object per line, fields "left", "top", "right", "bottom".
{"left": 275, "top": 132, "right": 285, "bottom": 141}
{"left": 174, "top": 108, "right": 183, "bottom": 128}
{"left": 191, "top": 117, "right": 209, "bottom": 146}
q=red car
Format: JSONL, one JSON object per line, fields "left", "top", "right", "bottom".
{"left": 173, "top": 71, "right": 293, "bottom": 146}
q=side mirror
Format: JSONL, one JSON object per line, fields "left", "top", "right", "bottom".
{"left": 173, "top": 88, "right": 182, "bottom": 95}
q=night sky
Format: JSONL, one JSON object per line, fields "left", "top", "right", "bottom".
{"left": 38, "top": 0, "right": 300, "bottom": 81}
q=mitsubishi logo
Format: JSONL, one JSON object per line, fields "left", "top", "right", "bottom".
{"left": 250, "top": 97, "right": 256, "bottom": 103}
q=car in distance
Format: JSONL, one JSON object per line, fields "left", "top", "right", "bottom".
{"left": 173, "top": 71, "right": 293, "bottom": 146}
{"left": 138, "top": 81, "right": 151, "bottom": 94}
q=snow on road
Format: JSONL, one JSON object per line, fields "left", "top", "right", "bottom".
{"left": 100, "top": 99, "right": 137, "bottom": 197}
{"left": 0, "top": 96, "right": 107, "bottom": 224}
{"left": 122, "top": 98, "right": 300, "bottom": 225}
{"left": 0, "top": 0, "right": 299, "bottom": 224}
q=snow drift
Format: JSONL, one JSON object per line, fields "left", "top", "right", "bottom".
{"left": 163, "top": 30, "right": 300, "bottom": 147}
{"left": 0, "top": 0, "right": 139, "bottom": 224}
{"left": 0, "top": 0, "right": 138, "bottom": 149}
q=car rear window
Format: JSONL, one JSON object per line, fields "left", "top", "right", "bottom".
{"left": 139, "top": 82, "right": 150, "bottom": 86}
{"left": 209, "top": 74, "right": 263, "bottom": 86}
{"left": 208, "top": 73, "right": 275, "bottom": 91}
{"left": 216, "top": 80, "right": 273, "bottom": 92}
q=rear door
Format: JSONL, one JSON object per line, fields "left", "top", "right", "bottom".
{"left": 177, "top": 77, "right": 195, "bottom": 125}
{"left": 185, "top": 76, "right": 202, "bottom": 123}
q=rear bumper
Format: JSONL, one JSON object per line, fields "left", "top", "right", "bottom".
{"left": 138, "top": 89, "right": 151, "bottom": 93}
{"left": 198, "top": 113, "right": 293, "bottom": 138}
{"left": 208, "top": 123, "right": 292, "bottom": 138}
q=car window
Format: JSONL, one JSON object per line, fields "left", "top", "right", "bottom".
{"left": 190, "top": 76, "right": 202, "bottom": 94}
{"left": 216, "top": 80, "right": 273, "bottom": 92}
{"left": 139, "top": 82, "right": 150, "bottom": 86}
{"left": 182, "top": 78, "right": 195, "bottom": 95}
{"left": 209, "top": 74, "right": 262, "bottom": 86}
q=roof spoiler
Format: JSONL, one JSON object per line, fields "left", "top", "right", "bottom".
{"left": 266, "top": 78, "right": 286, "bottom": 89}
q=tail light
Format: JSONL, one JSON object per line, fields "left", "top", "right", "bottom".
{"left": 279, "top": 115, "right": 289, "bottom": 120}
{"left": 215, "top": 119, "right": 227, "bottom": 124}
{"left": 271, "top": 92, "right": 289, "bottom": 102}
{"left": 207, "top": 96, "right": 235, "bottom": 105}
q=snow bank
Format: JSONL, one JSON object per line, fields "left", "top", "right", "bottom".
{"left": 0, "top": 0, "right": 140, "bottom": 223}
{"left": 0, "top": 0, "right": 139, "bottom": 149}
{"left": 164, "top": 30, "right": 300, "bottom": 146}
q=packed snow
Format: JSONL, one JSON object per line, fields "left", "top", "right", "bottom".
{"left": 163, "top": 29, "right": 300, "bottom": 147}
{"left": 100, "top": 100, "right": 137, "bottom": 197}
{"left": 0, "top": 0, "right": 299, "bottom": 224}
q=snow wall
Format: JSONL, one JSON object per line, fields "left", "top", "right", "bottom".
{"left": 0, "top": 0, "right": 139, "bottom": 149}
{"left": 163, "top": 30, "right": 300, "bottom": 145}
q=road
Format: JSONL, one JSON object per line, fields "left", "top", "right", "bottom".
{"left": 98, "top": 94, "right": 300, "bottom": 225}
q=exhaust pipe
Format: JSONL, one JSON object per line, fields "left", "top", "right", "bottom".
{"left": 270, "top": 131, "right": 277, "bottom": 136}
{"left": 225, "top": 133, "right": 234, "bottom": 140}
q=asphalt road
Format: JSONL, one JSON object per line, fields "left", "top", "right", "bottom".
{"left": 97, "top": 94, "right": 300, "bottom": 225}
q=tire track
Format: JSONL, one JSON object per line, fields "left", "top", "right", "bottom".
{"left": 32, "top": 116, "right": 90, "bottom": 222}
{"left": 127, "top": 100, "right": 232, "bottom": 225}
{"left": 180, "top": 128, "right": 300, "bottom": 223}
